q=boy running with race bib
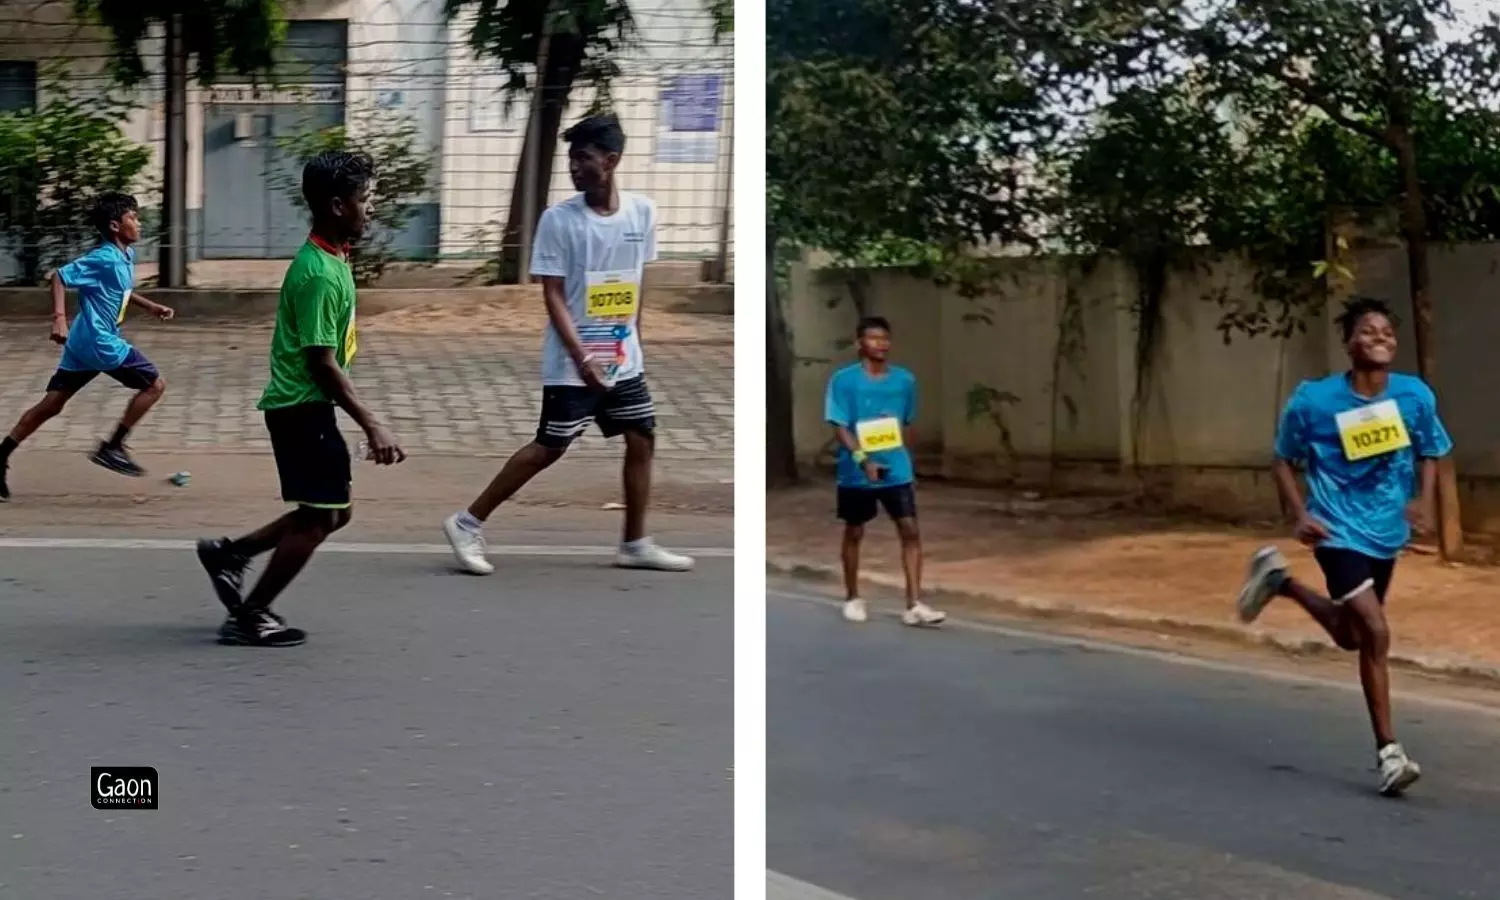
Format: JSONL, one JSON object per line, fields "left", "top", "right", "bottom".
{"left": 1235, "top": 297, "right": 1452, "bottom": 796}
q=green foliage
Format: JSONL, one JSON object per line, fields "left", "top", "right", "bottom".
{"left": 0, "top": 75, "right": 151, "bottom": 284}
{"left": 272, "top": 109, "right": 435, "bottom": 286}
{"left": 769, "top": 0, "right": 1060, "bottom": 265}
{"left": 74, "top": 0, "right": 286, "bottom": 85}
{"left": 444, "top": 0, "right": 638, "bottom": 108}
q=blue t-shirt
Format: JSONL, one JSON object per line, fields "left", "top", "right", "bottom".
{"left": 824, "top": 363, "right": 918, "bottom": 489}
{"left": 1274, "top": 372, "right": 1453, "bottom": 559}
{"left": 56, "top": 243, "right": 136, "bottom": 372}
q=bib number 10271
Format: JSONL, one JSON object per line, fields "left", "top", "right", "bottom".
{"left": 1335, "top": 399, "right": 1411, "bottom": 462}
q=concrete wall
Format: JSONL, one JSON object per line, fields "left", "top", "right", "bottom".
{"left": 786, "top": 244, "right": 1500, "bottom": 531}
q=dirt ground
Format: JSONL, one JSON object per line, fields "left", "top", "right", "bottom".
{"left": 767, "top": 480, "right": 1500, "bottom": 669}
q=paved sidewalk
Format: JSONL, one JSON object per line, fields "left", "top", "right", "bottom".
{"left": 768, "top": 481, "right": 1500, "bottom": 675}
{"left": 0, "top": 319, "right": 732, "bottom": 460}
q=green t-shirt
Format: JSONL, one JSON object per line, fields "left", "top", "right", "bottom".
{"left": 258, "top": 240, "right": 358, "bottom": 411}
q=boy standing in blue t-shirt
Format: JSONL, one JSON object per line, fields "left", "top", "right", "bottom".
{"left": 0, "top": 193, "right": 174, "bottom": 500}
{"left": 1235, "top": 297, "right": 1451, "bottom": 798}
{"left": 824, "top": 316, "right": 945, "bottom": 627}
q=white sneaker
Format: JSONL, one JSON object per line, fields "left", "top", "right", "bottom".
{"left": 1378, "top": 742, "right": 1422, "bottom": 796}
{"left": 842, "top": 599, "right": 868, "bottom": 623}
{"left": 1236, "top": 546, "right": 1289, "bottom": 624}
{"left": 443, "top": 513, "right": 494, "bottom": 575}
{"left": 902, "top": 602, "right": 946, "bottom": 627}
{"left": 616, "top": 539, "right": 695, "bottom": 572}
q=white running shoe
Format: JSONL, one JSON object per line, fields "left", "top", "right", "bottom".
{"left": 1236, "top": 545, "right": 1289, "bottom": 624}
{"left": 902, "top": 602, "right": 946, "bottom": 627}
{"left": 842, "top": 598, "right": 868, "bottom": 623}
{"left": 616, "top": 539, "right": 695, "bottom": 572}
{"left": 443, "top": 513, "right": 495, "bottom": 575}
{"left": 1378, "top": 742, "right": 1422, "bottom": 796}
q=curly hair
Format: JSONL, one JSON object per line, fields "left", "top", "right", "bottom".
{"left": 1337, "top": 296, "right": 1398, "bottom": 342}
{"left": 90, "top": 192, "right": 138, "bottom": 241}
{"left": 301, "top": 150, "right": 376, "bottom": 217}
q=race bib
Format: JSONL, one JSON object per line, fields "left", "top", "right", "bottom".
{"left": 856, "top": 417, "right": 904, "bottom": 453}
{"left": 586, "top": 269, "right": 639, "bottom": 319}
{"left": 1336, "top": 399, "right": 1410, "bottom": 461}
{"left": 343, "top": 312, "right": 358, "bottom": 366}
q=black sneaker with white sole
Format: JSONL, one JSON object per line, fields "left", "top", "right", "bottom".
{"left": 89, "top": 442, "right": 145, "bottom": 477}
{"left": 197, "top": 538, "right": 251, "bottom": 614}
{"left": 218, "top": 610, "right": 304, "bottom": 647}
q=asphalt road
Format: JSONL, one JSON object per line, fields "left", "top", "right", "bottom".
{"left": 0, "top": 544, "right": 732, "bottom": 900}
{"left": 768, "top": 586, "right": 1500, "bottom": 900}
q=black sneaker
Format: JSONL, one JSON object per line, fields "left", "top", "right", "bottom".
{"left": 196, "top": 538, "right": 250, "bottom": 614}
{"left": 218, "top": 610, "right": 304, "bottom": 647}
{"left": 0, "top": 460, "right": 9, "bottom": 501}
{"left": 90, "top": 442, "right": 145, "bottom": 477}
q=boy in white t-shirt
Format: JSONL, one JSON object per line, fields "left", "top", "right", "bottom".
{"left": 442, "top": 114, "right": 694, "bottom": 574}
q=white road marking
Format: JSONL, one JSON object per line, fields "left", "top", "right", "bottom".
{"left": 0, "top": 537, "right": 732, "bottom": 558}
{"left": 767, "top": 871, "right": 862, "bottom": 900}
{"left": 769, "top": 587, "right": 1500, "bottom": 720}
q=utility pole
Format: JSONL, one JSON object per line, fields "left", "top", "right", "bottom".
{"left": 160, "top": 14, "right": 188, "bottom": 287}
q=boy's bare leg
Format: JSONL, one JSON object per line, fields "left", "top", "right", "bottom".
{"left": 0, "top": 390, "right": 75, "bottom": 500}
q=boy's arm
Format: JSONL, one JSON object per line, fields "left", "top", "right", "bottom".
{"left": 127, "top": 291, "right": 175, "bottom": 320}
{"left": 47, "top": 270, "right": 68, "bottom": 343}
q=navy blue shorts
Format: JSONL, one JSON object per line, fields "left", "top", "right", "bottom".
{"left": 46, "top": 347, "right": 160, "bottom": 394}
{"left": 1314, "top": 547, "right": 1396, "bottom": 604}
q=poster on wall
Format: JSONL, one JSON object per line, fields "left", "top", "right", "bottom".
{"left": 655, "top": 73, "right": 722, "bottom": 165}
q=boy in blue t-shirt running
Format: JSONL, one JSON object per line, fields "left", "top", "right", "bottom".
{"left": 0, "top": 193, "right": 174, "bottom": 500}
{"left": 1235, "top": 297, "right": 1452, "bottom": 798}
{"left": 824, "top": 316, "right": 945, "bottom": 627}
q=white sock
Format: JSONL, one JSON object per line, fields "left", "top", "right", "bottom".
{"left": 456, "top": 511, "right": 483, "bottom": 533}
{"left": 622, "top": 537, "right": 652, "bottom": 552}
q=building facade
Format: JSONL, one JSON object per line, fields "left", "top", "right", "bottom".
{"left": 0, "top": 0, "right": 733, "bottom": 275}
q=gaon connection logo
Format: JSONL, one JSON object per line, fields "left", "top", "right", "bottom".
{"left": 90, "top": 767, "right": 158, "bottom": 810}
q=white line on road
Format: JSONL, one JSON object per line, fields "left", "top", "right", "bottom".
{"left": 0, "top": 537, "right": 733, "bottom": 558}
{"left": 767, "top": 871, "right": 862, "bottom": 900}
{"left": 769, "top": 587, "right": 1500, "bottom": 720}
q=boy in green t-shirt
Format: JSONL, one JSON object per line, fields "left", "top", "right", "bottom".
{"left": 194, "top": 150, "right": 405, "bottom": 647}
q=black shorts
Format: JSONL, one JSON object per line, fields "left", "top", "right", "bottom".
{"left": 1314, "top": 546, "right": 1396, "bottom": 604}
{"left": 264, "top": 402, "right": 352, "bottom": 509}
{"left": 46, "top": 347, "right": 160, "bottom": 393}
{"left": 536, "top": 375, "right": 656, "bottom": 449}
{"left": 836, "top": 484, "right": 917, "bottom": 526}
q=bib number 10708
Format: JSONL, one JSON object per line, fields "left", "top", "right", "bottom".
{"left": 586, "top": 269, "right": 639, "bottom": 319}
{"left": 1335, "top": 399, "right": 1411, "bottom": 462}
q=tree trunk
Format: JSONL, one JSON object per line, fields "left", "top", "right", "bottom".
{"left": 494, "top": 34, "right": 584, "bottom": 284}
{"left": 767, "top": 232, "right": 799, "bottom": 485}
{"left": 1393, "top": 126, "right": 1462, "bottom": 560}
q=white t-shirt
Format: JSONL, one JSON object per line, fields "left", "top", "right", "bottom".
{"left": 530, "top": 191, "right": 659, "bottom": 387}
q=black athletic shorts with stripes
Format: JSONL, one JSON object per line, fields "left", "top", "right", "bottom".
{"left": 536, "top": 375, "right": 656, "bottom": 449}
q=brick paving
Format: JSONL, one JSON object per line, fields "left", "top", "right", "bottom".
{"left": 0, "top": 322, "right": 733, "bottom": 463}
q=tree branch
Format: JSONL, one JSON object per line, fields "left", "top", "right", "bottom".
{"left": 1267, "top": 65, "right": 1390, "bottom": 144}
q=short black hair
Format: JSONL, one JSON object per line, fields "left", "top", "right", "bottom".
{"left": 1337, "top": 296, "right": 1397, "bottom": 342}
{"left": 91, "top": 192, "right": 138, "bottom": 241}
{"left": 301, "top": 150, "right": 376, "bottom": 217}
{"left": 856, "top": 316, "right": 891, "bottom": 337}
{"left": 563, "top": 113, "right": 626, "bottom": 155}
